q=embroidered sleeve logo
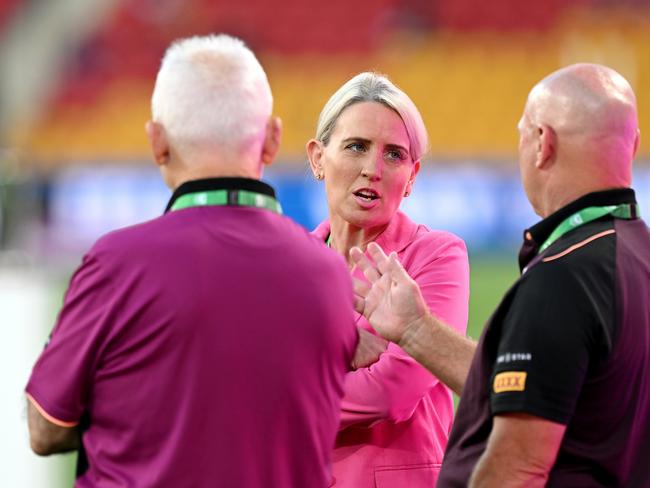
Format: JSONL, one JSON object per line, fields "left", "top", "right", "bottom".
{"left": 493, "top": 371, "right": 527, "bottom": 393}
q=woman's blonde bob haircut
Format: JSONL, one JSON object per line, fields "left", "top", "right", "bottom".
{"left": 314, "top": 72, "right": 428, "bottom": 161}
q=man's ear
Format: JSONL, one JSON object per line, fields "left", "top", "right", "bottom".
{"left": 261, "top": 117, "right": 282, "bottom": 166}
{"left": 306, "top": 139, "right": 324, "bottom": 180}
{"left": 145, "top": 121, "right": 170, "bottom": 167}
{"left": 633, "top": 128, "right": 640, "bottom": 158}
{"left": 536, "top": 124, "right": 557, "bottom": 169}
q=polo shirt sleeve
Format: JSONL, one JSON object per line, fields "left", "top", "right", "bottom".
{"left": 490, "top": 261, "right": 606, "bottom": 424}
{"left": 412, "top": 234, "right": 469, "bottom": 336}
{"left": 25, "top": 251, "right": 114, "bottom": 426}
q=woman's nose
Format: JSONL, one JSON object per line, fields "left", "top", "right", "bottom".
{"left": 360, "top": 153, "right": 382, "bottom": 180}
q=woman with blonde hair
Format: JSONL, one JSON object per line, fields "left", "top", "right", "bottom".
{"left": 307, "top": 72, "right": 469, "bottom": 487}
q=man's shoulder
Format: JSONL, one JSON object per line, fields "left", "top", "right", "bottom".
{"left": 518, "top": 219, "right": 617, "bottom": 306}
{"left": 91, "top": 214, "right": 169, "bottom": 254}
{"left": 294, "top": 231, "right": 350, "bottom": 276}
{"left": 90, "top": 210, "right": 347, "bottom": 275}
{"left": 531, "top": 218, "right": 616, "bottom": 275}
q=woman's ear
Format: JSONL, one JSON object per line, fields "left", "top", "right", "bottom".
{"left": 404, "top": 160, "right": 421, "bottom": 196}
{"left": 306, "top": 139, "right": 325, "bottom": 180}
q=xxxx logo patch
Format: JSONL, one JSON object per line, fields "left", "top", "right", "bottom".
{"left": 493, "top": 371, "right": 527, "bottom": 393}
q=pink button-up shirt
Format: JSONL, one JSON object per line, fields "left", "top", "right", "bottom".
{"left": 313, "top": 211, "right": 470, "bottom": 488}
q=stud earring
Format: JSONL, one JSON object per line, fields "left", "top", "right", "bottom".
{"left": 316, "top": 172, "right": 324, "bottom": 180}
{"left": 404, "top": 189, "right": 411, "bottom": 197}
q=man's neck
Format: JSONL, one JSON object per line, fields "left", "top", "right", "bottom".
{"left": 540, "top": 182, "right": 627, "bottom": 218}
{"left": 171, "top": 167, "right": 261, "bottom": 191}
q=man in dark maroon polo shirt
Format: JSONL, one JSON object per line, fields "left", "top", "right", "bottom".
{"left": 350, "top": 63, "right": 650, "bottom": 488}
{"left": 25, "top": 34, "right": 358, "bottom": 487}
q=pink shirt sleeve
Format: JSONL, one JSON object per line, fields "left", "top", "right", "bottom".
{"left": 339, "top": 233, "right": 470, "bottom": 429}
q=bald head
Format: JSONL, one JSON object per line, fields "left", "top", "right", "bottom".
{"left": 527, "top": 63, "right": 638, "bottom": 144}
{"left": 518, "top": 63, "right": 640, "bottom": 216}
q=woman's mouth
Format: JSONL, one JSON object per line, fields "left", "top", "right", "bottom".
{"left": 352, "top": 188, "right": 381, "bottom": 208}
{"left": 353, "top": 189, "right": 380, "bottom": 201}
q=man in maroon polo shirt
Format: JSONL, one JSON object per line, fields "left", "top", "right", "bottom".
{"left": 25, "top": 34, "right": 358, "bottom": 487}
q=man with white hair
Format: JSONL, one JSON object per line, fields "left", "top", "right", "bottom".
{"left": 351, "top": 63, "right": 650, "bottom": 487}
{"left": 25, "top": 34, "right": 357, "bottom": 487}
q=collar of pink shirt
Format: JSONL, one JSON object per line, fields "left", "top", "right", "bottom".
{"left": 312, "top": 210, "right": 419, "bottom": 256}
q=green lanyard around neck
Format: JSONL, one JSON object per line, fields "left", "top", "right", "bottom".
{"left": 170, "top": 189, "right": 282, "bottom": 214}
{"left": 539, "top": 203, "right": 638, "bottom": 253}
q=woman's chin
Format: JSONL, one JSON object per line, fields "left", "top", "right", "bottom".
{"left": 337, "top": 211, "right": 392, "bottom": 231}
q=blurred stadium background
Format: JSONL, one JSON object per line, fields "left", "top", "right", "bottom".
{"left": 1, "top": 0, "right": 649, "bottom": 484}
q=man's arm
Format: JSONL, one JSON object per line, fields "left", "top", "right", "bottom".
{"left": 397, "top": 310, "right": 476, "bottom": 396}
{"left": 27, "top": 395, "right": 80, "bottom": 456}
{"left": 350, "top": 243, "right": 476, "bottom": 395}
{"left": 469, "top": 413, "right": 566, "bottom": 488}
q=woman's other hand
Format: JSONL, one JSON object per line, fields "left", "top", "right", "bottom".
{"left": 351, "top": 328, "right": 389, "bottom": 370}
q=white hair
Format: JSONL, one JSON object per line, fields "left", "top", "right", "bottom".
{"left": 151, "top": 34, "right": 272, "bottom": 155}
{"left": 315, "top": 72, "right": 428, "bottom": 161}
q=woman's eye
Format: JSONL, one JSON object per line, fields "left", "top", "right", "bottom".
{"left": 386, "top": 150, "right": 406, "bottom": 161}
{"left": 345, "top": 142, "right": 365, "bottom": 152}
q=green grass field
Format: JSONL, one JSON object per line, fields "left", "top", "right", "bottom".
{"left": 467, "top": 255, "right": 520, "bottom": 340}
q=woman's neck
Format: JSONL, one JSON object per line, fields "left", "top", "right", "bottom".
{"left": 329, "top": 216, "right": 389, "bottom": 266}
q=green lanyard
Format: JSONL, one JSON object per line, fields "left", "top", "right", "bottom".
{"left": 170, "top": 189, "right": 282, "bottom": 214}
{"left": 539, "top": 203, "right": 638, "bottom": 253}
